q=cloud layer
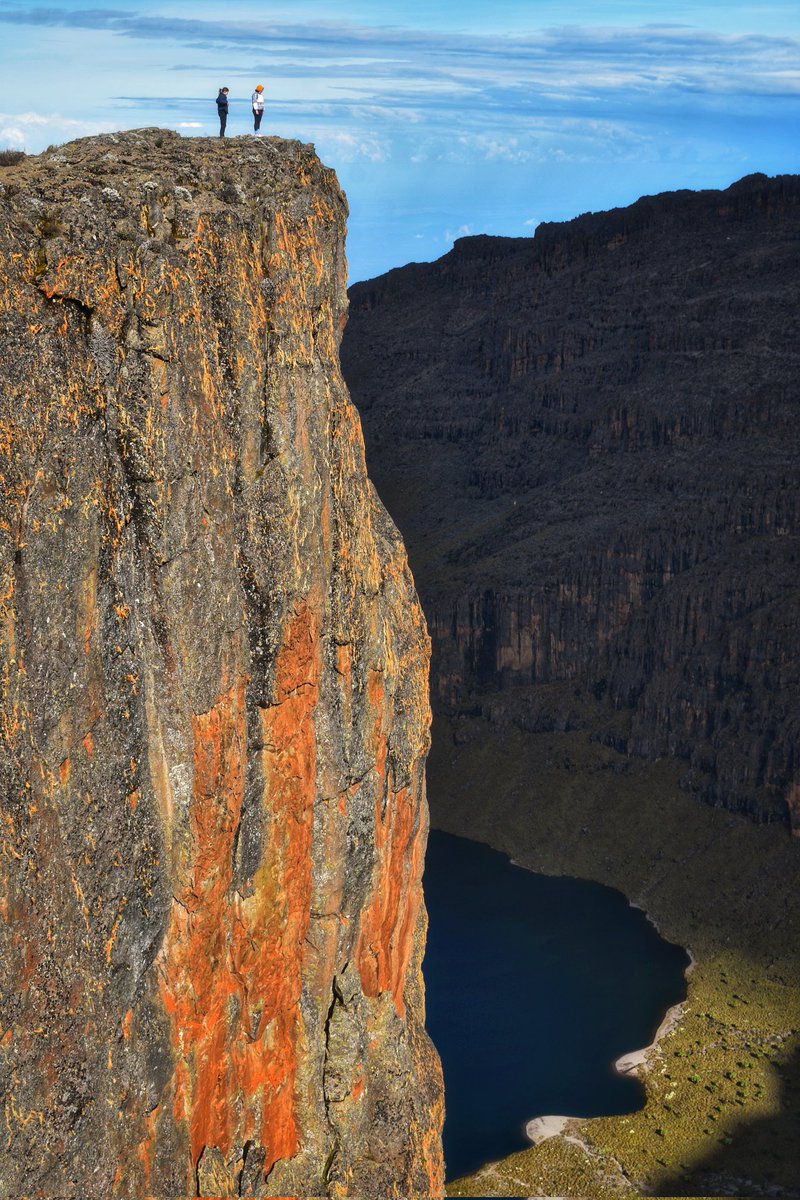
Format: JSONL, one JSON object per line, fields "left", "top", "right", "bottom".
{"left": 3, "top": 8, "right": 798, "bottom": 99}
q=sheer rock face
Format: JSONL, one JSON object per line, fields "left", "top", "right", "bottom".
{"left": 0, "top": 130, "right": 443, "bottom": 1199}
{"left": 341, "top": 174, "right": 800, "bottom": 830}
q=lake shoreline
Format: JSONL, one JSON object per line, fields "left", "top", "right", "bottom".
{"left": 524, "top": 923, "right": 695, "bottom": 1148}
{"left": 425, "top": 829, "right": 689, "bottom": 1183}
{"left": 427, "top": 711, "right": 800, "bottom": 1199}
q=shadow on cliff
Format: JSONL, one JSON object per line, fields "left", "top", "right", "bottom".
{"left": 655, "top": 1044, "right": 800, "bottom": 1198}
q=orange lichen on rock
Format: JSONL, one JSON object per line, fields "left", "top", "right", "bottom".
{"left": 355, "top": 780, "right": 424, "bottom": 1019}
{"left": 255, "top": 601, "right": 321, "bottom": 1164}
{"left": 158, "top": 677, "right": 250, "bottom": 1168}
{"left": 355, "top": 672, "right": 425, "bottom": 1018}
{"left": 157, "top": 603, "right": 321, "bottom": 1181}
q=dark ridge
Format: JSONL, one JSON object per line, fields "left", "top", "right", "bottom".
{"left": 341, "top": 171, "right": 800, "bottom": 830}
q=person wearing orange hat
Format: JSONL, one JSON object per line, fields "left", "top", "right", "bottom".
{"left": 251, "top": 85, "right": 265, "bottom": 135}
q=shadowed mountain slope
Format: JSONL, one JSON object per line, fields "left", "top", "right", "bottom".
{"left": 341, "top": 173, "right": 800, "bottom": 830}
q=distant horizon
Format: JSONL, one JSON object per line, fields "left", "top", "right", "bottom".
{"left": 3, "top": 129, "right": 791, "bottom": 286}
{"left": 2, "top": 0, "right": 798, "bottom": 282}
{"left": 347, "top": 163, "right": 791, "bottom": 280}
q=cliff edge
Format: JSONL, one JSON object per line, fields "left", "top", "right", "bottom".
{"left": 0, "top": 129, "right": 443, "bottom": 1198}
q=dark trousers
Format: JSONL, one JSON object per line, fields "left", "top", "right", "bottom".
{"left": 253, "top": 108, "right": 263, "bottom": 131}
{"left": 219, "top": 110, "right": 227, "bottom": 137}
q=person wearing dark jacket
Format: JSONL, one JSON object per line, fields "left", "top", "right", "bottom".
{"left": 216, "top": 87, "right": 229, "bottom": 137}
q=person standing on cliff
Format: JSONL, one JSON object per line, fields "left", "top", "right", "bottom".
{"left": 251, "top": 84, "right": 265, "bottom": 134}
{"left": 216, "top": 87, "right": 229, "bottom": 137}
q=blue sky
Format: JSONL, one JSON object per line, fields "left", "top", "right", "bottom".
{"left": 1, "top": 1, "right": 798, "bottom": 281}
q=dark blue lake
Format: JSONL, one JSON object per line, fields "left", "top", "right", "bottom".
{"left": 423, "top": 830, "right": 690, "bottom": 1181}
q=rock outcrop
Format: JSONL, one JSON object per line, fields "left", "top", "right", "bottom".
{"left": 0, "top": 130, "right": 443, "bottom": 1198}
{"left": 341, "top": 174, "right": 800, "bottom": 831}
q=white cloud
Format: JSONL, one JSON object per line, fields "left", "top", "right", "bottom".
{"left": 473, "top": 135, "right": 529, "bottom": 162}
{"left": 314, "top": 129, "right": 390, "bottom": 162}
{"left": 0, "top": 111, "right": 52, "bottom": 128}
{"left": 178, "top": 121, "right": 204, "bottom": 128}
{"left": 0, "top": 110, "right": 115, "bottom": 150}
{"left": 1, "top": 125, "right": 25, "bottom": 147}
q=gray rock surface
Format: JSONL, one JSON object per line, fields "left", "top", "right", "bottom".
{"left": 0, "top": 129, "right": 443, "bottom": 1198}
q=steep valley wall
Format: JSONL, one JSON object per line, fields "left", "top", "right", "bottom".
{"left": 0, "top": 130, "right": 443, "bottom": 1198}
{"left": 342, "top": 174, "right": 800, "bottom": 830}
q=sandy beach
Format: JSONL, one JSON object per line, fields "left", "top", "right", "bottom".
{"left": 524, "top": 915, "right": 695, "bottom": 1146}
{"left": 525, "top": 1114, "right": 571, "bottom": 1144}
